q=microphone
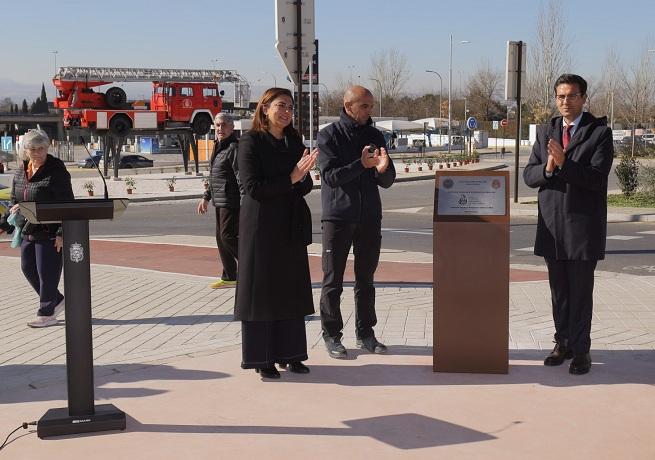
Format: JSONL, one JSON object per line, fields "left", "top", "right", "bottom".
{"left": 79, "top": 136, "right": 109, "bottom": 200}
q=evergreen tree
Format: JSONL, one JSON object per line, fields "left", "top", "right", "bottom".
{"left": 39, "top": 83, "right": 49, "bottom": 112}
{"left": 30, "top": 99, "right": 39, "bottom": 113}
{"left": 13, "top": 103, "right": 19, "bottom": 113}
{"left": 21, "top": 99, "right": 28, "bottom": 113}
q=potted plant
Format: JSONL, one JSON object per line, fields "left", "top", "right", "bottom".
{"left": 202, "top": 177, "right": 210, "bottom": 190}
{"left": 426, "top": 157, "right": 435, "bottom": 171}
{"left": 445, "top": 155, "right": 451, "bottom": 168}
{"left": 313, "top": 163, "right": 321, "bottom": 181}
{"left": 415, "top": 157, "right": 424, "bottom": 172}
{"left": 402, "top": 155, "right": 412, "bottom": 173}
{"left": 83, "top": 181, "right": 94, "bottom": 197}
{"left": 166, "top": 176, "right": 177, "bottom": 192}
{"left": 125, "top": 176, "right": 136, "bottom": 195}
{"left": 472, "top": 150, "right": 480, "bottom": 163}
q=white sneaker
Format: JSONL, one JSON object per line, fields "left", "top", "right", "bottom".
{"left": 27, "top": 316, "right": 58, "bottom": 328}
{"left": 53, "top": 299, "right": 65, "bottom": 318}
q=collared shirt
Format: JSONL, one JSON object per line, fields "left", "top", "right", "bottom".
{"left": 563, "top": 111, "right": 585, "bottom": 138}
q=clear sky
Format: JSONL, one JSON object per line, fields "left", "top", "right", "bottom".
{"left": 2, "top": 0, "right": 653, "bottom": 102}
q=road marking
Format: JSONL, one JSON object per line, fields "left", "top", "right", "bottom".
{"left": 606, "top": 235, "right": 642, "bottom": 240}
{"left": 386, "top": 207, "right": 426, "bottom": 214}
{"left": 515, "top": 247, "right": 534, "bottom": 252}
{"left": 381, "top": 227, "right": 432, "bottom": 235}
{"left": 636, "top": 230, "right": 655, "bottom": 235}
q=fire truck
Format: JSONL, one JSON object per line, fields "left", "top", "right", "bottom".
{"left": 53, "top": 67, "right": 251, "bottom": 136}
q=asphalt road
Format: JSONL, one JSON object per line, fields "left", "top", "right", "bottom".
{"left": 91, "top": 180, "right": 655, "bottom": 277}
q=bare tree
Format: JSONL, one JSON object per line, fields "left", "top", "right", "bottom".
{"left": 369, "top": 48, "right": 411, "bottom": 100}
{"left": 525, "top": 0, "right": 571, "bottom": 123}
{"left": 466, "top": 60, "right": 503, "bottom": 121}
{"left": 617, "top": 45, "right": 655, "bottom": 156}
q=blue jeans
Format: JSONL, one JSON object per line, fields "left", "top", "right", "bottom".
{"left": 20, "top": 238, "right": 64, "bottom": 316}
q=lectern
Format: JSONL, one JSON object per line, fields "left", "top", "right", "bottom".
{"left": 20, "top": 199, "right": 129, "bottom": 438}
{"left": 433, "top": 171, "right": 509, "bottom": 374}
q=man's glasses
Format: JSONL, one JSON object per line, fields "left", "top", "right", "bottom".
{"left": 555, "top": 93, "right": 582, "bottom": 102}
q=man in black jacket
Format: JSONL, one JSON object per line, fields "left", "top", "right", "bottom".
{"left": 197, "top": 113, "right": 242, "bottom": 288}
{"left": 318, "top": 86, "right": 396, "bottom": 358}
{"left": 524, "top": 74, "right": 614, "bottom": 375}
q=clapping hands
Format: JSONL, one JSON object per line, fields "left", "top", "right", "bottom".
{"left": 290, "top": 148, "right": 319, "bottom": 184}
{"left": 361, "top": 145, "right": 390, "bottom": 174}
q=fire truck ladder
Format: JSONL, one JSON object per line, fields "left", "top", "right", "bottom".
{"left": 55, "top": 66, "right": 251, "bottom": 108}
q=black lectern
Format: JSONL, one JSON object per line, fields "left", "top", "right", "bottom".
{"left": 20, "top": 199, "right": 129, "bottom": 438}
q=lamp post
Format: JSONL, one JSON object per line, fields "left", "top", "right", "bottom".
{"left": 317, "top": 83, "right": 330, "bottom": 115}
{"left": 210, "top": 59, "right": 219, "bottom": 72}
{"left": 448, "top": 35, "right": 470, "bottom": 154}
{"left": 52, "top": 50, "right": 58, "bottom": 75}
{"left": 370, "top": 78, "right": 383, "bottom": 118}
{"left": 262, "top": 71, "right": 277, "bottom": 87}
{"left": 425, "top": 70, "right": 443, "bottom": 118}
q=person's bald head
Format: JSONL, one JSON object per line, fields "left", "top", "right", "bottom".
{"left": 343, "top": 85, "right": 375, "bottom": 125}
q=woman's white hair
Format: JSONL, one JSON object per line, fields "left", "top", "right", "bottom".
{"left": 20, "top": 129, "right": 50, "bottom": 160}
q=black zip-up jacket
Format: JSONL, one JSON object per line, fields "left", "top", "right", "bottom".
{"left": 202, "top": 134, "right": 243, "bottom": 209}
{"left": 318, "top": 110, "right": 396, "bottom": 222}
{"left": 6, "top": 154, "right": 74, "bottom": 238}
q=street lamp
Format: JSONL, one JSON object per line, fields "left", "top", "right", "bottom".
{"left": 317, "top": 82, "right": 330, "bottom": 115}
{"left": 448, "top": 35, "right": 470, "bottom": 154}
{"left": 425, "top": 69, "right": 443, "bottom": 118}
{"left": 210, "top": 59, "right": 219, "bottom": 71}
{"left": 52, "top": 50, "right": 58, "bottom": 75}
{"left": 370, "top": 78, "right": 382, "bottom": 117}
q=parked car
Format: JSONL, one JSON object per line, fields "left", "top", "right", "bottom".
{"left": 78, "top": 152, "right": 103, "bottom": 168}
{"left": 0, "top": 184, "right": 11, "bottom": 215}
{"left": 641, "top": 133, "right": 655, "bottom": 145}
{"left": 119, "top": 155, "right": 154, "bottom": 169}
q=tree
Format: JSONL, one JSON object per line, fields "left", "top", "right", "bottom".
{"left": 0, "top": 97, "right": 13, "bottom": 112}
{"left": 525, "top": 0, "right": 571, "bottom": 123}
{"left": 466, "top": 60, "right": 504, "bottom": 121}
{"left": 13, "top": 103, "right": 19, "bottom": 113}
{"left": 369, "top": 48, "right": 411, "bottom": 103}
{"left": 21, "top": 99, "right": 28, "bottom": 113}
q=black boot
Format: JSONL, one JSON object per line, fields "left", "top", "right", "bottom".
{"left": 255, "top": 367, "right": 281, "bottom": 379}
{"left": 544, "top": 342, "right": 573, "bottom": 366}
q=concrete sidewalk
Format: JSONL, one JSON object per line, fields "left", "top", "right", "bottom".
{"left": 1, "top": 238, "right": 654, "bottom": 458}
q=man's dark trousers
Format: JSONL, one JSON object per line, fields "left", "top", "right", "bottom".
{"left": 545, "top": 259, "right": 597, "bottom": 354}
{"left": 215, "top": 207, "right": 239, "bottom": 281}
{"left": 320, "top": 220, "right": 381, "bottom": 340}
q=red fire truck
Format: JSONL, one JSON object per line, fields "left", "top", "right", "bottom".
{"left": 53, "top": 67, "right": 251, "bottom": 136}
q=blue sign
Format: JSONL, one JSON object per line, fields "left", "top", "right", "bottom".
{"left": 1, "top": 136, "right": 12, "bottom": 151}
{"left": 466, "top": 117, "right": 478, "bottom": 130}
{"left": 139, "top": 137, "right": 160, "bottom": 154}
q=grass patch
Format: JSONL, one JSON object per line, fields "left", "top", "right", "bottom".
{"left": 607, "top": 193, "right": 655, "bottom": 207}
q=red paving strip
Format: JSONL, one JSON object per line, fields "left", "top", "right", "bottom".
{"left": 0, "top": 240, "right": 548, "bottom": 283}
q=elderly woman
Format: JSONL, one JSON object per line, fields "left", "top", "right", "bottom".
{"left": 197, "top": 113, "right": 242, "bottom": 288}
{"left": 235, "top": 88, "right": 318, "bottom": 379}
{"left": 0, "top": 129, "right": 74, "bottom": 328}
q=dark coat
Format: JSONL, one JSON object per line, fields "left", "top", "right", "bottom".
{"left": 317, "top": 109, "right": 396, "bottom": 223}
{"left": 523, "top": 112, "right": 614, "bottom": 260}
{"left": 234, "top": 129, "right": 314, "bottom": 321}
{"left": 3, "top": 154, "right": 74, "bottom": 238}
{"left": 203, "top": 134, "right": 242, "bottom": 209}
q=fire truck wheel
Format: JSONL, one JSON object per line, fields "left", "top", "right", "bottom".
{"left": 105, "top": 87, "right": 128, "bottom": 109}
{"left": 192, "top": 114, "right": 212, "bottom": 135}
{"left": 109, "top": 115, "right": 132, "bottom": 136}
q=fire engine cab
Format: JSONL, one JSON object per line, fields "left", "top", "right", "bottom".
{"left": 53, "top": 67, "right": 250, "bottom": 136}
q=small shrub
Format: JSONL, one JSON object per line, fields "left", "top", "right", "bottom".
{"left": 82, "top": 181, "right": 94, "bottom": 192}
{"left": 638, "top": 164, "right": 655, "bottom": 197}
{"left": 615, "top": 154, "right": 639, "bottom": 197}
{"left": 165, "top": 177, "right": 177, "bottom": 188}
{"left": 124, "top": 176, "right": 136, "bottom": 189}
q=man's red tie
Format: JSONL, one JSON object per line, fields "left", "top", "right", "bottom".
{"left": 563, "top": 124, "right": 572, "bottom": 150}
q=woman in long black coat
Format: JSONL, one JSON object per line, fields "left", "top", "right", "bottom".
{"left": 235, "top": 87, "right": 318, "bottom": 379}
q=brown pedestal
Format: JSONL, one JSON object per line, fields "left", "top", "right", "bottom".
{"left": 433, "top": 171, "right": 509, "bottom": 374}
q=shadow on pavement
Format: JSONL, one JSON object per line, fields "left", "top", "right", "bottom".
{"left": 125, "top": 412, "right": 496, "bottom": 449}
{"left": 0, "top": 364, "right": 230, "bottom": 404}
{"left": 287, "top": 347, "right": 655, "bottom": 387}
{"left": 91, "top": 314, "right": 233, "bottom": 326}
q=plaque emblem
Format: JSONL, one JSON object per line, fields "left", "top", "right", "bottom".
{"left": 70, "top": 243, "right": 84, "bottom": 263}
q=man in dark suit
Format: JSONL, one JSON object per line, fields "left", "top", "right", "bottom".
{"left": 523, "top": 74, "right": 614, "bottom": 375}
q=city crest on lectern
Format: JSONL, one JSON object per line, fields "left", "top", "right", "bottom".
{"left": 70, "top": 243, "right": 84, "bottom": 263}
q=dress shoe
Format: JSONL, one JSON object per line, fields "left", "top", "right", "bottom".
{"left": 324, "top": 337, "right": 347, "bottom": 359}
{"left": 569, "top": 353, "right": 592, "bottom": 375}
{"left": 255, "top": 367, "right": 281, "bottom": 379}
{"left": 543, "top": 343, "right": 573, "bottom": 366}
{"left": 288, "top": 361, "right": 310, "bottom": 374}
{"left": 356, "top": 336, "right": 388, "bottom": 354}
